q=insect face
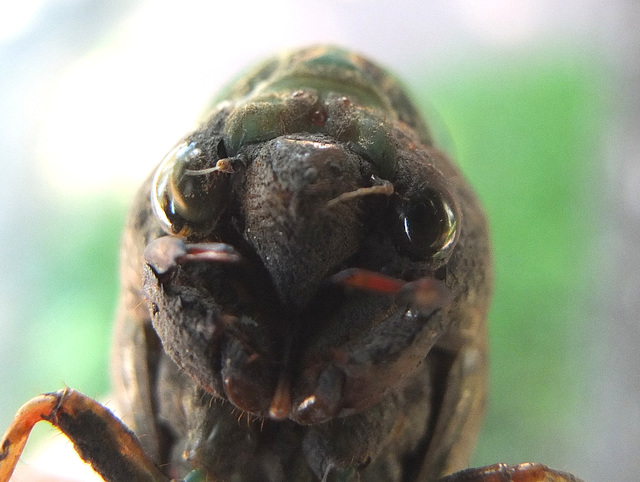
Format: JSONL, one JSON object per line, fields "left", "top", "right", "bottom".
{"left": 115, "top": 46, "right": 492, "bottom": 480}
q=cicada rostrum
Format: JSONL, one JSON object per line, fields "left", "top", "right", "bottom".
{"left": 0, "top": 46, "right": 582, "bottom": 482}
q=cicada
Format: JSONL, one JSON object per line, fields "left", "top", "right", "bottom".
{"left": 0, "top": 46, "right": 582, "bottom": 482}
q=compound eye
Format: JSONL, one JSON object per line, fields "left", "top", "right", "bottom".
{"left": 151, "top": 141, "right": 232, "bottom": 237}
{"left": 396, "top": 188, "right": 459, "bottom": 261}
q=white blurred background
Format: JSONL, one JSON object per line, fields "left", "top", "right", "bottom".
{"left": 0, "top": 1, "right": 638, "bottom": 480}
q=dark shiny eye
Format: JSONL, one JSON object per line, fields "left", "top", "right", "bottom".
{"left": 396, "top": 189, "right": 459, "bottom": 261}
{"left": 151, "top": 141, "right": 232, "bottom": 236}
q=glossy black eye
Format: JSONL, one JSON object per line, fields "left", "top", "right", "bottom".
{"left": 396, "top": 188, "right": 459, "bottom": 261}
{"left": 151, "top": 141, "right": 232, "bottom": 237}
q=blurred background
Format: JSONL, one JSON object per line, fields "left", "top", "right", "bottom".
{"left": 0, "top": 0, "right": 637, "bottom": 480}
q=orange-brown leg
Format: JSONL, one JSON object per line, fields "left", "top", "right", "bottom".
{"left": 0, "top": 388, "right": 167, "bottom": 482}
{"left": 437, "top": 462, "right": 584, "bottom": 482}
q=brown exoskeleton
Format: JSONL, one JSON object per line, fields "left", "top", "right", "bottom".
{"left": 0, "top": 46, "right": 582, "bottom": 482}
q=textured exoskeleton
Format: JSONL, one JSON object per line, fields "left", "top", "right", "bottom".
{"left": 111, "top": 46, "right": 492, "bottom": 481}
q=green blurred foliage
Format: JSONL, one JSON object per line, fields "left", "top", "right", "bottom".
{"left": 419, "top": 50, "right": 605, "bottom": 465}
{"left": 14, "top": 194, "right": 126, "bottom": 402}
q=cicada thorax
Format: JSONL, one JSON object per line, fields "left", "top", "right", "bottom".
{"left": 114, "top": 46, "right": 492, "bottom": 481}
{"left": 209, "top": 46, "right": 433, "bottom": 146}
{"left": 214, "top": 47, "right": 432, "bottom": 185}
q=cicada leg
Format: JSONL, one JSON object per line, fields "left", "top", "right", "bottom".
{"left": 291, "top": 268, "right": 452, "bottom": 424}
{"left": 416, "top": 342, "right": 487, "bottom": 478}
{"left": 436, "top": 462, "right": 584, "bottom": 482}
{"left": 0, "top": 388, "right": 168, "bottom": 482}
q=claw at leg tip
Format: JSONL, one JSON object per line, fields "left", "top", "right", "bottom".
{"left": 268, "top": 378, "right": 291, "bottom": 420}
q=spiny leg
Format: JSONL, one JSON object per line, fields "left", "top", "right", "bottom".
{"left": 0, "top": 388, "right": 167, "bottom": 482}
{"left": 437, "top": 462, "right": 585, "bottom": 482}
{"left": 292, "top": 268, "right": 451, "bottom": 424}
